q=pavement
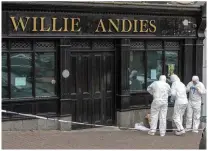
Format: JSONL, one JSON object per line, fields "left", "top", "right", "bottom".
{"left": 2, "top": 128, "right": 202, "bottom": 149}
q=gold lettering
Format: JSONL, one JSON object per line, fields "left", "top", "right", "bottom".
{"left": 32, "top": 17, "right": 37, "bottom": 32}
{"left": 52, "top": 18, "right": 62, "bottom": 32}
{"left": 149, "top": 20, "right": 156, "bottom": 33}
{"left": 121, "top": 19, "right": 132, "bottom": 32}
{"left": 133, "top": 20, "right": 138, "bottom": 32}
{"left": 108, "top": 19, "right": 119, "bottom": 32}
{"left": 63, "top": 18, "right": 68, "bottom": 32}
{"left": 140, "top": 20, "right": 149, "bottom": 32}
{"left": 40, "top": 17, "right": 50, "bottom": 32}
{"left": 10, "top": 16, "right": 30, "bottom": 31}
{"left": 95, "top": 19, "right": 106, "bottom": 32}
{"left": 71, "top": 18, "right": 81, "bottom": 32}
{"left": 10, "top": 16, "right": 157, "bottom": 33}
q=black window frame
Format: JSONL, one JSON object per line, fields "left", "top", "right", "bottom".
{"left": 2, "top": 40, "right": 10, "bottom": 98}
{"left": 2, "top": 39, "right": 58, "bottom": 101}
{"left": 34, "top": 40, "right": 57, "bottom": 98}
{"left": 129, "top": 40, "right": 181, "bottom": 94}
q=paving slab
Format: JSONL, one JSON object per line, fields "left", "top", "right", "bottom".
{"left": 2, "top": 130, "right": 202, "bottom": 149}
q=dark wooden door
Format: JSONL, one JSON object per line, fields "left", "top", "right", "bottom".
{"left": 70, "top": 52, "right": 115, "bottom": 129}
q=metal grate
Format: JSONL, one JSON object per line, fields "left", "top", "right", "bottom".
{"left": 2, "top": 41, "right": 7, "bottom": 50}
{"left": 36, "top": 41, "right": 55, "bottom": 50}
{"left": 147, "top": 41, "right": 162, "bottom": 49}
{"left": 130, "top": 40, "right": 145, "bottom": 49}
{"left": 92, "top": 40, "right": 114, "bottom": 49}
{"left": 11, "top": 40, "right": 32, "bottom": 50}
{"left": 164, "top": 41, "right": 180, "bottom": 48}
{"left": 70, "top": 39, "right": 91, "bottom": 48}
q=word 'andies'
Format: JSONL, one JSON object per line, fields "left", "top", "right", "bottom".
{"left": 10, "top": 17, "right": 157, "bottom": 33}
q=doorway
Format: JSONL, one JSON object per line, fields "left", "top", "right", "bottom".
{"left": 69, "top": 51, "right": 115, "bottom": 129}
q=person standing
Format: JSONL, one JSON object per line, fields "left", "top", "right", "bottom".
{"left": 129, "top": 70, "right": 142, "bottom": 91}
{"left": 170, "top": 74, "right": 188, "bottom": 136}
{"left": 147, "top": 75, "right": 171, "bottom": 137}
{"left": 186, "top": 76, "right": 206, "bottom": 133}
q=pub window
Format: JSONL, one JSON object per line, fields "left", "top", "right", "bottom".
{"left": 2, "top": 40, "right": 8, "bottom": 98}
{"left": 165, "top": 51, "right": 179, "bottom": 85}
{"left": 129, "top": 40, "right": 180, "bottom": 93}
{"left": 10, "top": 53, "right": 33, "bottom": 97}
{"left": 35, "top": 41, "right": 56, "bottom": 97}
{"left": 146, "top": 51, "right": 163, "bottom": 86}
{"left": 1, "top": 39, "right": 57, "bottom": 99}
{"left": 129, "top": 51, "right": 145, "bottom": 91}
{"left": 2, "top": 53, "right": 8, "bottom": 98}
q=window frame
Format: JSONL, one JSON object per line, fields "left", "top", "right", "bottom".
{"left": 164, "top": 50, "right": 180, "bottom": 77}
{"left": 129, "top": 40, "right": 181, "bottom": 94}
{"left": 2, "top": 40, "right": 9, "bottom": 98}
{"left": 129, "top": 50, "right": 146, "bottom": 93}
{"left": 10, "top": 52, "right": 33, "bottom": 98}
{"left": 2, "top": 39, "right": 58, "bottom": 101}
{"left": 146, "top": 50, "right": 164, "bottom": 87}
{"left": 34, "top": 40, "right": 57, "bottom": 98}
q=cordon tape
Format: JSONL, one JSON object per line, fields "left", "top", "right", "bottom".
{"left": 1, "top": 109, "right": 204, "bottom": 131}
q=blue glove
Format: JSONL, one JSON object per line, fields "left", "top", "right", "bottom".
{"left": 190, "top": 86, "right": 195, "bottom": 89}
{"left": 190, "top": 86, "right": 196, "bottom": 94}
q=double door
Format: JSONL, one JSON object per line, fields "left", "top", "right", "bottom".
{"left": 69, "top": 51, "right": 115, "bottom": 129}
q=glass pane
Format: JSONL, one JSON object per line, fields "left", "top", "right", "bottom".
{"left": 165, "top": 51, "right": 179, "bottom": 85}
{"left": 129, "top": 51, "right": 145, "bottom": 91}
{"left": 147, "top": 51, "right": 163, "bottom": 87}
{"left": 2, "top": 53, "right": 8, "bottom": 98}
{"left": 35, "top": 52, "right": 55, "bottom": 97}
{"left": 10, "top": 53, "right": 32, "bottom": 98}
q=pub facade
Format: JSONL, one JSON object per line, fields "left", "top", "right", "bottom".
{"left": 2, "top": 2, "right": 206, "bottom": 130}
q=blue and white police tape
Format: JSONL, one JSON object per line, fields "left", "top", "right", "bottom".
{"left": 1, "top": 109, "right": 204, "bottom": 131}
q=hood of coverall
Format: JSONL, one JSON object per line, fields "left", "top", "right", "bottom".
{"left": 192, "top": 76, "right": 199, "bottom": 84}
{"left": 170, "top": 74, "right": 180, "bottom": 83}
{"left": 159, "top": 75, "right": 166, "bottom": 82}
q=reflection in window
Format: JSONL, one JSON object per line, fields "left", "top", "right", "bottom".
{"left": 165, "top": 51, "right": 179, "bottom": 85}
{"left": 2, "top": 53, "right": 8, "bottom": 98}
{"left": 129, "top": 51, "right": 145, "bottom": 91}
{"left": 35, "top": 52, "right": 55, "bottom": 97}
{"left": 10, "top": 53, "right": 32, "bottom": 98}
{"left": 147, "top": 51, "right": 162, "bottom": 87}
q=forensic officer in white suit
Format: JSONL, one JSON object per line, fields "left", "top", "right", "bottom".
{"left": 147, "top": 75, "right": 171, "bottom": 137}
{"left": 186, "top": 76, "right": 206, "bottom": 133}
{"left": 170, "top": 74, "right": 188, "bottom": 136}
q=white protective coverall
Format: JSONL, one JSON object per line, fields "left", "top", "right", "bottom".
{"left": 186, "top": 76, "right": 206, "bottom": 132}
{"left": 170, "top": 75, "right": 188, "bottom": 134}
{"left": 147, "top": 75, "right": 171, "bottom": 136}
